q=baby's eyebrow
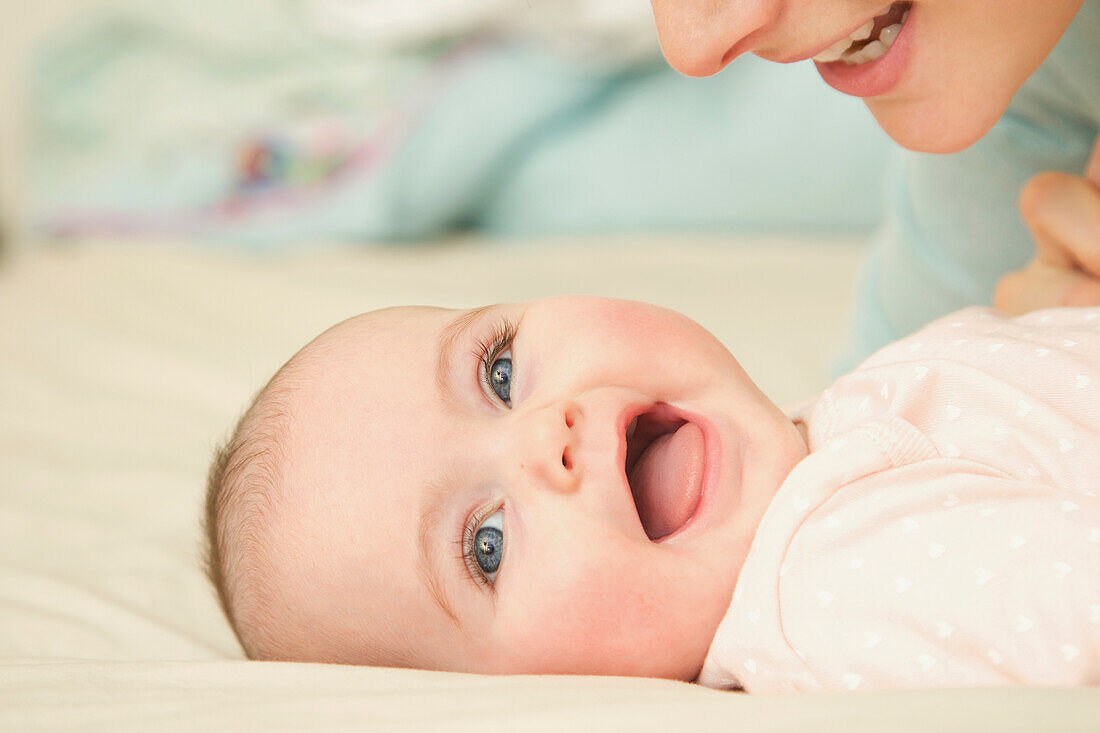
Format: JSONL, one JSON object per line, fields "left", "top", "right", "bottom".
{"left": 417, "top": 472, "right": 463, "bottom": 629}
{"left": 434, "top": 305, "right": 494, "bottom": 406}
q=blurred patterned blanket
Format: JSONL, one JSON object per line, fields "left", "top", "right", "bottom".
{"left": 28, "top": 0, "right": 891, "bottom": 245}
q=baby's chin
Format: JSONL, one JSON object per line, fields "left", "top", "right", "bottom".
{"left": 476, "top": 614, "right": 719, "bottom": 682}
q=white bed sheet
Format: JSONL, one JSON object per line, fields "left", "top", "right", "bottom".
{"left": 2, "top": 236, "right": 1097, "bottom": 731}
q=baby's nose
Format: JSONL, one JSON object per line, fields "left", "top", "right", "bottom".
{"left": 515, "top": 400, "right": 581, "bottom": 494}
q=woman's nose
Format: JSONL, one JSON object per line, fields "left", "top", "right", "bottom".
{"left": 514, "top": 400, "right": 582, "bottom": 495}
{"left": 650, "top": 0, "right": 775, "bottom": 77}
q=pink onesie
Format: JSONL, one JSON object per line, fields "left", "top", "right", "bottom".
{"left": 701, "top": 307, "right": 1100, "bottom": 692}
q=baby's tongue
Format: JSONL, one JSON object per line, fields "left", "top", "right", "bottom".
{"left": 628, "top": 422, "right": 705, "bottom": 540}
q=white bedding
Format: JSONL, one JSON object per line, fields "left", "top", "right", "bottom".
{"left": 2, "top": 236, "right": 1098, "bottom": 731}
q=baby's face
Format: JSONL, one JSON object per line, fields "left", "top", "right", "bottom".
{"left": 265, "top": 296, "right": 806, "bottom": 679}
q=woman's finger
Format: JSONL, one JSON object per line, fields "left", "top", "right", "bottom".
{"left": 1086, "top": 132, "right": 1100, "bottom": 187}
{"left": 1019, "top": 171, "right": 1100, "bottom": 275}
{"left": 1000, "top": 133, "right": 1100, "bottom": 316}
{"left": 994, "top": 261, "right": 1100, "bottom": 315}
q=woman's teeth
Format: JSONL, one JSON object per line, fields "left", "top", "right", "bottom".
{"left": 813, "top": 6, "right": 909, "bottom": 65}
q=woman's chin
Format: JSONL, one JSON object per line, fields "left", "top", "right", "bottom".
{"left": 866, "top": 93, "right": 1009, "bottom": 154}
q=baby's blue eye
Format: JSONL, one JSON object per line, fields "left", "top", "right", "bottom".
{"left": 489, "top": 354, "right": 512, "bottom": 406}
{"left": 473, "top": 510, "right": 504, "bottom": 580}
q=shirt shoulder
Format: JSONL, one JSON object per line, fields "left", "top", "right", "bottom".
{"left": 817, "top": 307, "right": 1100, "bottom": 493}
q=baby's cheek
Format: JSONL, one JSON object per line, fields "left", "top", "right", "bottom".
{"left": 583, "top": 300, "right": 726, "bottom": 370}
{"left": 589, "top": 300, "right": 689, "bottom": 347}
{"left": 498, "top": 560, "right": 672, "bottom": 676}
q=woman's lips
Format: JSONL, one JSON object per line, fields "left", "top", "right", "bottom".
{"left": 814, "top": 2, "right": 915, "bottom": 98}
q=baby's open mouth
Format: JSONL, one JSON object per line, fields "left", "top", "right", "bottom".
{"left": 624, "top": 404, "right": 705, "bottom": 541}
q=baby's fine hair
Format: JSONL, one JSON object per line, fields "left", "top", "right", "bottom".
{"left": 202, "top": 354, "right": 313, "bottom": 659}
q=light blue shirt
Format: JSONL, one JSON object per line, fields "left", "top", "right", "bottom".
{"left": 837, "top": 0, "right": 1100, "bottom": 375}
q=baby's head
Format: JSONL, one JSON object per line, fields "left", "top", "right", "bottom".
{"left": 204, "top": 296, "right": 807, "bottom": 680}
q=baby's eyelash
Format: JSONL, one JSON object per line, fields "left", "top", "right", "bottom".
{"left": 458, "top": 504, "right": 499, "bottom": 589}
{"left": 472, "top": 317, "right": 518, "bottom": 399}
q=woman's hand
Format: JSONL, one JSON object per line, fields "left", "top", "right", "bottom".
{"left": 994, "top": 134, "right": 1100, "bottom": 315}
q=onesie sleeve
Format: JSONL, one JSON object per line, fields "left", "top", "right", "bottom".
{"left": 777, "top": 465, "right": 1100, "bottom": 691}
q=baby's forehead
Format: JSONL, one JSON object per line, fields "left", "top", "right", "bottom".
{"left": 338, "top": 305, "right": 455, "bottom": 337}
{"left": 303, "top": 303, "right": 514, "bottom": 383}
{"left": 278, "top": 301, "right": 523, "bottom": 460}
{"left": 258, "top": 306, "right": 468, "bottom": 621}
{"left": 275, "top": 303, "right": 472, "bottom": 457}
{"left": 291, "top": 306, "right": 457, "bottom": 374}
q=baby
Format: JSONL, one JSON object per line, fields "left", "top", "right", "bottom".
{"left": 203, "top": 296, "right": 1099, "bottom": 691}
